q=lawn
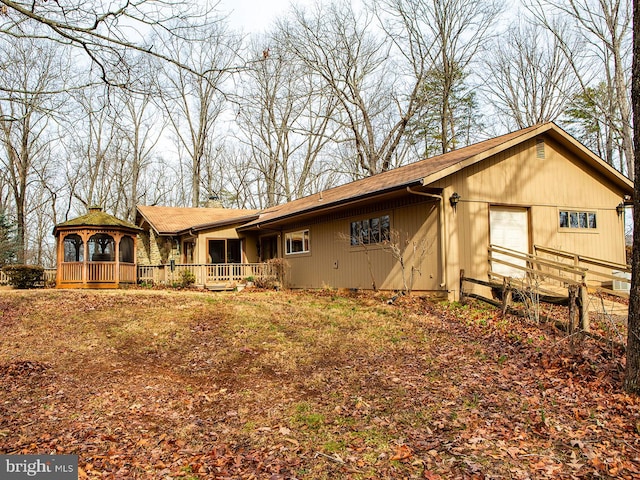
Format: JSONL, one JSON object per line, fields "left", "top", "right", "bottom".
{"left": 0, "top": 288, "right": 639, "bottom": 479}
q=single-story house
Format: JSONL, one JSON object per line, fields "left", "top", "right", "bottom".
{"left": 136, "top": 123, "right": 633, "bottom": 299}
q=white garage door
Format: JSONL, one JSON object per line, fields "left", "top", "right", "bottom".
{"left": 490, "top": 207, "right": 529, "bottom": 278}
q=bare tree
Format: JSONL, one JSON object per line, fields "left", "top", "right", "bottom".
{"left": 528, "top": 0, "right": 633, "bottom": 178}
{"left": 235, "top": 34, "right": 339, "bottom": 206}
{"left": 484, "top": 20, "right": 580, "bottom": 129}
{"left": 0, "top": 36, "right": 65, "bottom": 263}
{"left": 0, "top": 0, "right": 230, "bottom": 87}
{"left": 280, "top": 2, "right": 425, "bottom": 178}
{"left": 65, "top": 84, "right": 119, "bottom": 212}
{"left": 157, "top": 22, "right": 240, "bottom": 207}
{"left": 112, "top": 69, "right": 165, "bottom": 221}
{"left": 376, "top": 0, "right": 501, "bottom": 155}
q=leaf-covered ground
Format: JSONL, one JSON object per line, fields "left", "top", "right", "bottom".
{"left": 0, "top": 288, "right": 639, "bottom": 479}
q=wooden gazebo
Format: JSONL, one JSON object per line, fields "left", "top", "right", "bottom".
{"left": 53, "top": 206, "right": 142, "bottom": 288}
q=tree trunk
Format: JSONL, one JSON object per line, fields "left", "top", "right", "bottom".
{"left": 624, "top": 0, "right": 640, "bottom": 393}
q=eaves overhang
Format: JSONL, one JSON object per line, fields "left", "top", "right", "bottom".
{"left": 176, "top": 213, "right": 262, "bottom": 236}
{"left": 238, "top": 179, "right": 424, "bottom": 231}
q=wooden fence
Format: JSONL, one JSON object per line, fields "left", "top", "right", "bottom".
{"left": 461, "top": 244, "right": 593, "bottom": 331}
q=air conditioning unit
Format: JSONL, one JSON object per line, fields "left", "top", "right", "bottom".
{"left": 612, "top": 270, "right": 631, "bottom": 292}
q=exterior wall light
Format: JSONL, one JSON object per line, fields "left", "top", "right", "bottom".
{"left": 449, "top": 192, "right": 461, "bottom": 210}
{"left": 617, "top": 202, "right": 625, "bottom": 216}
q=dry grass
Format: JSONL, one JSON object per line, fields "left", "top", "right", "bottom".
{"left": 1, "top": 288, "right": 639, "bottom": 479}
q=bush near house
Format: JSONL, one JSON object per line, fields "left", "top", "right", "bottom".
{"left": 2, "top": 264, "right": 44, "bottom": 289}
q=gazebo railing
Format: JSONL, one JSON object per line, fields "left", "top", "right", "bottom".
{"left": 58, "top": 261, "right": 137, "bottom": 284}
{"left": 87, "top": 262, "right": 115, "bottom": 282}
{"left": 61, "top": 262, "right": 83, "bottom": 283}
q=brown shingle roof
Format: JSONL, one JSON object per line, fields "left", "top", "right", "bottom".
{"left": 241, "top": 123, "right": 632, "bottom": 230}
{"left": 137, "top": 205, "right": 260, "bottom": 235}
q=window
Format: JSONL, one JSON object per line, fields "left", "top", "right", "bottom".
{"left": 559, "top": 210, "right": 597, "bottom": 230}
{"left": 285, "top": 230, "right": 310, "bottom": 254}
{"left": 88, "top": 233, "right": 115, "bottom": 261}
{"left": 208, "top": 239, "right": 242, "bottom": 263}
{"left": 351, "top": 215, "right": 390, "bottom": 245}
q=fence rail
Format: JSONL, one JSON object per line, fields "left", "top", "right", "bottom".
{"left": 138, "top": 263, "right": 272, "bottom": 288}
{"left": 462, "top": 245, "right": 593, "bottom": 331}
{"left": 533, "top": 244, "right": 631, "bottom": 296}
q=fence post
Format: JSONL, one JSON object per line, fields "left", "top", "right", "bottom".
{"left": 502, "top": 277, "right": 512, "bottom": 316}
{"left": 579, "top": 283, "right": 590, "bottom": 333}
{"left": 459, "top": 269, "right": 465, "bottom": 303}
{"left": 568, "top": 285, "right": 577, "bottom": 333}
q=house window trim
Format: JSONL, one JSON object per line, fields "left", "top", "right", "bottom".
{"left": 285, "top": 229, "right": 311, "bottom": 256}
{"left": 558, "top": 209, "right": 598, "bottom": 232}
{"left": 350, "top": 214, "right": 391, "bottom": 247}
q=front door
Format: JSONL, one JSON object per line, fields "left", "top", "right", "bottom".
{"left": 489, "top": 206, "right": 530, "bottom": 278}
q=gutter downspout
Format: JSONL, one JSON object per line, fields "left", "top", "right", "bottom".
{"left": 406, "top": 187, "right": 448, "bottom": 291}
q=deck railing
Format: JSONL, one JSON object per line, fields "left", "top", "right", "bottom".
{"left": 533, "top": 244, "right": 631, "bottom": 295}
{"left": 2, "top": 263, "right": 271, "bottom": 289}
{"left": 138, "top": 263, "right": 271, "bottom": 288}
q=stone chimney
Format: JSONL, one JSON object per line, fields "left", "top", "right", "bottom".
{"left": 205, "top": 193, "right": 223, "bottom": 208}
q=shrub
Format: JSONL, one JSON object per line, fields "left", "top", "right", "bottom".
{"left": 265, "top": 258, "right": 289, "bottom": 285}
{"left": 253, "top": 275, "right": 280, "bottom": 290}
{"left": 2, "top": 265, "right": 45, "bottom": 289}
{"left": 178, "top": 269, "right": 196, "bottom": 288}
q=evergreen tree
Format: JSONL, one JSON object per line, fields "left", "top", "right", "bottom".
{"left": 408, "top": 65, "right": 482, "bottom": 158}
{"left": 0, "top": 212, "right": 18, "bottom": 265}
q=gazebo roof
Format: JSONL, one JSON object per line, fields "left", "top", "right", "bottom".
{"left": 53, "top": 207, "right": 142, "bottom": 235}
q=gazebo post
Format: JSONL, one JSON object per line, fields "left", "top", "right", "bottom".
{"left": 82, "top": 230, "right": 89, "bottom": 285}
{"left": 114, "top": 232, "right": 121, "bottom": 287}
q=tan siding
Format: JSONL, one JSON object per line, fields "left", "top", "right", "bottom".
{"left": 436, "top": 137, "right": 627, "bottom": 298}
{"left": 284, "top": 200, "right": 442, "bottom": 292}
{"left": 193, "top": 225, "right": 257, "bottom": 264}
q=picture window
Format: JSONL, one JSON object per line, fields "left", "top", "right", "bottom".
{"left": 350, "top": 215, "right": 390, "bottom": 245}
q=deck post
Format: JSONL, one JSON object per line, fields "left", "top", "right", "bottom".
{"left": 459, "top": 269, "right": 465, "bottom": 303}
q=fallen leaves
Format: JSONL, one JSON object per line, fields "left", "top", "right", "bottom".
{"left": 0, "top": 289, "right": 639, "bottom": 478}
{"left": 390, "top": 444, "right": 413, "bottom": 461}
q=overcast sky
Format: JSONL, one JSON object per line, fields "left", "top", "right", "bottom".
{"left": 218, "top": 0, "right": 304, "bottom": 33}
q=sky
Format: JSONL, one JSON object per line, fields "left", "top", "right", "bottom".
{"left": 218, "top": 0, "right": 295, "bottom": 33}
